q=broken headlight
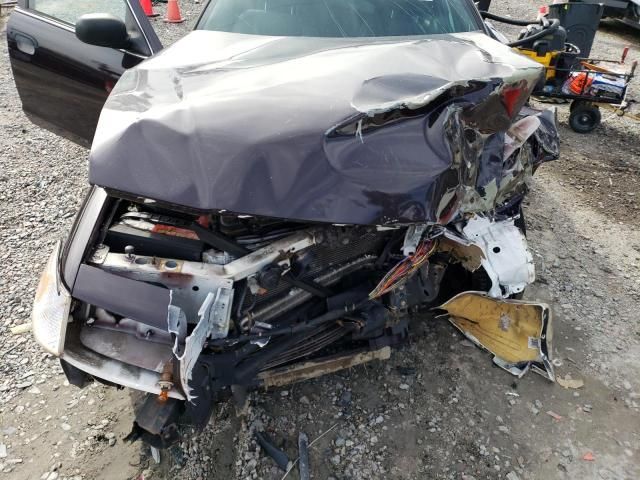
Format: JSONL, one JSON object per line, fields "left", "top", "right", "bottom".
{"left": 32, "top": 241, "right": 71, "bottom": 356}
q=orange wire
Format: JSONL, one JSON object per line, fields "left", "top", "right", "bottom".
{"left": 369, "top": 239, "right": 438, "bottom": 299}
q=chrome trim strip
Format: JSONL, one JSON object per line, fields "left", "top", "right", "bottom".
{"left": 16, "top": 7, "right": 74, "bottom": 33}
{"left": 124, "top": 0, "right": 155, "bottom": 54}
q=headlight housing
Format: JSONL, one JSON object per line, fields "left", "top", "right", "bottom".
{"left": 32, "top": 241, "right": 71, "bottom": 356}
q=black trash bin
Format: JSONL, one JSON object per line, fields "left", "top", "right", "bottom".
{"left": 475, "top": 0, "right": 491, "bottom": 12}
{"left": 548, "top": 2, "right": 604, "bottom": 58}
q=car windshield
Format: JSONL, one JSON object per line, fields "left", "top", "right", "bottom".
{"left": 196, "top": 0, "right": 482, "bottom": 37}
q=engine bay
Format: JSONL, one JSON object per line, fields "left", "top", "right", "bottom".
{"left": 56, "top": 194, "right": 553, "bottom": 447}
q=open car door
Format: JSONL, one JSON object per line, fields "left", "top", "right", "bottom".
{"left": 6, "top": 0, "right": 162, "bottom": 147}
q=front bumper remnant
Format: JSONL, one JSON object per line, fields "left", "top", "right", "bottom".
{"left": 439, "top": 291, "right": 554, "bottom": 381}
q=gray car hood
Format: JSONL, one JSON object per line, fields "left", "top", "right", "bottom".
{"left": 89, "top": 30, "right": 554, "bottom": 225}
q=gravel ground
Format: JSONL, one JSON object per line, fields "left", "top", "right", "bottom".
{"left": 1, "top": 2, "right": 639, "bottom": 479}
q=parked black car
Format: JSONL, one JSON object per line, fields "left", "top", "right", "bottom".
{"left": 8, "top": 0, "right": 559, "bottom": 447}
{"left": 597, "top": 0, "right": 640, "bottom": 28}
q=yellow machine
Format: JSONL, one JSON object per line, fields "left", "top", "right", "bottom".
{"left": 516, "top": 42, "right": 637, "bottom": 133}
{"left": 516, "top": 49, "right": 560, "bottom": 80}
{"left": 481, "top": 9, "right": 637, "bottom": 132}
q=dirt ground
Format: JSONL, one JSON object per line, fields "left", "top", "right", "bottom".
{"left": 0, "top": 2, "right": 639, "bottom": 480}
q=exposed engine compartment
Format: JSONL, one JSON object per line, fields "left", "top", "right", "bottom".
{"left": 75, "top": 201, "right": 423, "bottom": 382}
{"left": 54, "top": 191, "right": 555, "bottom": 447}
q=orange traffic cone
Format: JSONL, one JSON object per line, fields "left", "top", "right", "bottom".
{"left": 164, "top": 0, "right": 184, "bottom": 23}
{"left": 139, "top": 0, "right": 159, "bottom": 17}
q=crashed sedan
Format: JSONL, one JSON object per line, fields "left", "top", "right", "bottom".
{"left": 8, "top": 0, "right": 559, "bottom": 447}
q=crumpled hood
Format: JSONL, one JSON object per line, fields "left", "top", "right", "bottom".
{"left": 89, "top": 30, "right": 555, "bottom": 225}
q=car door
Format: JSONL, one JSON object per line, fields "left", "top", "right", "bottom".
{"left": 6, "top": 0, "right": 162, "bottom": 147}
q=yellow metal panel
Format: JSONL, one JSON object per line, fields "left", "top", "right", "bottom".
{"left": 515, "top": 48, "right": 558, "bottom": 80}
{"left": 439, "top": 292, "right": 553, "bottom": 378}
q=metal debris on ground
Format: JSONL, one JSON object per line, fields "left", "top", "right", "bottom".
{"left": 281, "top": 423, "right": 339, "bottom": 479}
{"left": 297, "top": 432, "right": 310, "bottom": 480}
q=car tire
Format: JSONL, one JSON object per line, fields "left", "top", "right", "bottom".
{"left": 569, "top": 101, "right": 601, "bottom": 133}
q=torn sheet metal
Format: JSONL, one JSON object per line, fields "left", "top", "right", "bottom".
{"left": 167, "top": 304, "right": 187, "bottom": 357}
{"left": 437, "top": 234, "right": 485, "bottom": 272}
{"left": 462, "top": 215, "right": 534, "bottom": 298}
{"left": 170, "top": 286, "right": 234, "bottom": 401}
{"left": 503, "top": 116, "right": 541, "bottom": 160}
{"left": 198, "top": 289, "right": 233, "bottom": 340}
{"left": 402, "top": 225, "right": 428, "bottom": 256}
{"left": 89, "top": 30, "right": 559, "bottom": 225}
{"left": 439, "top": 291, "right": 554, "bottom": 381}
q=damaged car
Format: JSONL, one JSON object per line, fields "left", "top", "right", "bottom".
{"left": 8, "top": 0, "right": 559, "bottom": 447}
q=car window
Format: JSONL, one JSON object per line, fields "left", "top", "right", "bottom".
{"left": 196, "top": 0, "right": 482, "bottom": 37}
{"left": 29, "top": 0, "right": 126, "bottom": 25}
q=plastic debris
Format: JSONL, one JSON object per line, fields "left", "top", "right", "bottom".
{"left": 582, "top": 452, "right": 595, "bottom": 461}
{"left": 10, "top": 323, "right": 31, "bottom": 335}
{"left": 557, "top": 375, "right": 585, "bottom": 389}
{"left": 546, "top": 410, "right": 563, "bottom": 421}
{"left": 255, "top": 431, "right": 290, "bottom": 471}
{"left": 150, "top": 446, "right": 161, "bottom": 464}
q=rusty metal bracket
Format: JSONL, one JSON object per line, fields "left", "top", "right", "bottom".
{"left": 256, "top": 347, "right": 391, "bottom": 389}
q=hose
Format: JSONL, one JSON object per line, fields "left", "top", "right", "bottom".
{"left": 479, "top": 11, "right": 561, "bottom": 48}
{"left": 507, "top": 19, "right": 560, "bottom": 48}
{"left": 479, "top": 10, "right": 539, "bottom": 26}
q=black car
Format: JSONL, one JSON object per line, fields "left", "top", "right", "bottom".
{"left": 598, "top": 0, "right": 640, "bottom": 28}
{"left": 8, "top": 0, "right": 559, "bottom": 447}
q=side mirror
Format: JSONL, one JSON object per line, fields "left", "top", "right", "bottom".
{"left": 75, "top": 14, "right": 130, "bottom": 49}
